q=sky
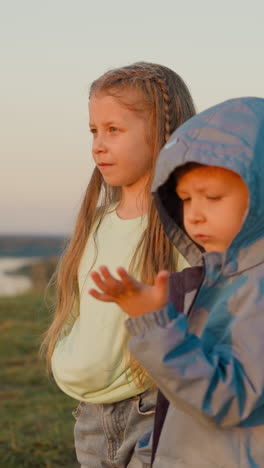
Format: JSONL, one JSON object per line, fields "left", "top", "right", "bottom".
{"left": 1, "top": 0, "right": 264, "bottom": 236}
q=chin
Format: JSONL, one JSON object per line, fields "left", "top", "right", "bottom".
{"left": 101, "top": 176, "right": 122, "bottom": 186}
{"left": 205, "top": 246, "right": 226, "bottom": 253}
{"left": 103, "top": 176, "right": 135, "bottom": 187}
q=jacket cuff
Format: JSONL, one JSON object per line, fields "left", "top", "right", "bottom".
{"left": 125, "top": 302, "right": 178, "bottom": 336}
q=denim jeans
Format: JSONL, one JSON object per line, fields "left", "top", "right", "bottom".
{"left": 73, "top": 388, "right": 156, "bottom": 468}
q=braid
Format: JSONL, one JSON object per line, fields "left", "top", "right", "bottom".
{"left": 126, "top": 63, "right": 172, "bottom": 142}
{"left": 127, "top": 62, "right": 173, "bottom": 142}
{"left": 152, "top": 75, "right": 171, "bottom": 142}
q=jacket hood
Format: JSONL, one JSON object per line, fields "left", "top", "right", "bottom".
{"left": 152, "top": 97, "right": 264, "bottom": 274}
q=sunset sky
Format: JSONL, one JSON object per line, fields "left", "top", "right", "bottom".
{"left": 1, "top": 0, "right": 263, "bottom": 235}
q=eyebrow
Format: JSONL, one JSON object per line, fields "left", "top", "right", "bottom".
{"left": 176, "top": 189, "right": 188, "bottom": 195}
{"left": 177, "top": 185, "right": 214, "bottom": 194}
{"left": 89, "top": 120, "right": 119, "bottom": 127}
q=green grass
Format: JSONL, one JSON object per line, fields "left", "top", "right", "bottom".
{"left": 0, "top": 293, "right": 79, "bottom": 467}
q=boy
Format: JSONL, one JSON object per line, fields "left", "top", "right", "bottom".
{"left": 90, "top": 97, "right": 264, "bottom": 467}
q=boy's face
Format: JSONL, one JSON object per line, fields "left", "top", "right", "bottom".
{"left": 175, "top": 166, "right": 249, "bottom": 252}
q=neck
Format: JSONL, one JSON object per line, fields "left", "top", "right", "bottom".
{"left": 116, "top": 178, "right": 149, "bottom": 219}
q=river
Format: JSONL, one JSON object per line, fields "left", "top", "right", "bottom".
{"left": 0, "top": 257, "right": 38, "bottom": 296}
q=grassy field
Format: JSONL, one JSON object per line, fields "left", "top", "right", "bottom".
{"left": 0, "top": 293, "right": 79, "bottom": 468}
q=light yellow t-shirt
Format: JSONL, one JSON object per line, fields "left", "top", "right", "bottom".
{"left": 51, "top": 206, "right": 189, "bottom": 404}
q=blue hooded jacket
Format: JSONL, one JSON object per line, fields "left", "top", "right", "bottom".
{"left": 126, "top": 97, "right": 264, "bottom": 467}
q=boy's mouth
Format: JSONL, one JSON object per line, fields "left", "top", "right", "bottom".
{"left": 193, "top": 234, "right": 211, "bottom": 242}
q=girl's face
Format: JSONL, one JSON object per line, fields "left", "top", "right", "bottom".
{"left": 89, "top": 93, "right": 153, "bottom": 190}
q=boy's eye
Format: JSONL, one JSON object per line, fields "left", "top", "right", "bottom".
{"left": 90, "top": 128, "right": 97, "bottom": 135}
{"left": 109, "top": 126, "right": 118, "bottom": 133}
{"left": 207, "top": 196, "right": 221, "bottom": 200}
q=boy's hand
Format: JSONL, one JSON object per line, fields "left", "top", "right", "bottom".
{"left": 89, "top": 266, "right": 169, "bottom": 317}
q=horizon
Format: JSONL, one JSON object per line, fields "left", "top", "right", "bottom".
{"left": 0, "top": 232, "right": 69, "bottom": 238}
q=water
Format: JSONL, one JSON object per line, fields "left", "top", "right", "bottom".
{"left": 0, "top": 257, "right": 39, "bottom": 296}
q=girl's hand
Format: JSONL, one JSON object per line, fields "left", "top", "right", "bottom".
{"left": 89, "top": 266, "right": 169, "bottom": 317}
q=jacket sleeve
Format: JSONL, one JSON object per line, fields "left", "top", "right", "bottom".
{"left": 126, "top": 298, "right": 264, "bottom": 428}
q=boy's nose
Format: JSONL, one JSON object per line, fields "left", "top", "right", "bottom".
{"left": 185, "top": 202, "right": 205, "bottom": 224}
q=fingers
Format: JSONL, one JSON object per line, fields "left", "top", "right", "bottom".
{"left": 156, "top": 270, "right": 169, "bottom": 282}
{"left": 90, "top": 266, "right": 124, "bottom": 296}
{"left": 155, "top": 270, "right": 169, "bottom": 292}
{"left": 98, "top": 265, "right": 114, "bottom": 281}
{"left": 116, "top": 267, "right": 138, "bottom": 289}
{"left": 90, "top": 270, "right": 109, "bottom": 293}
{"left": 88, "top": 288, "right": 114, "bottom": 302}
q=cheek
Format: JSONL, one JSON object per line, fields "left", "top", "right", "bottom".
{"left": 226, "top": 199, "right": 248, "bottom": 233}
{"left": 230, "top": 216, "right": 245, "bottom": 237}
{"left": 182, "top": 206, "right": 191, "bottom": 231}
{"left": 91, "top": 146, "right": 96, "bottom": 160}
{"left": 126, "top": 145, "right": 152, "bottom": 171}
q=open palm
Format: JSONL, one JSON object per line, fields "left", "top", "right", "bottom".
{"left": 89, "top": 266, "right": 169, "bottom": 317}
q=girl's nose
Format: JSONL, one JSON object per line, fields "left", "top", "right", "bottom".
{"left": 92, "top": 134, "right": 107, "bottom": 154}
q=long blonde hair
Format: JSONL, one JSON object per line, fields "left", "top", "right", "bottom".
{"left": 42, "top": 62, "right": 196, "bottom": 376}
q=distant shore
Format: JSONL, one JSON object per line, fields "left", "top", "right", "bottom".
{"left": 0, "top": 257, "right": 37, "bottom": 296}
{"left": 0, "top": 234, "right": 66, "bottom": 258}
{"left": 0, "top": 235, "right": 65, "bottom": 296}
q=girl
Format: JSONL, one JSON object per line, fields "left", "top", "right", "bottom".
{"left": 42, "top": 62, "right": 196, "bottom": 468}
